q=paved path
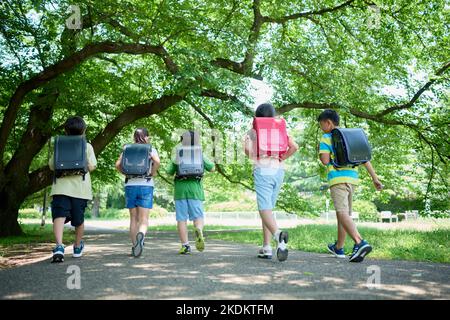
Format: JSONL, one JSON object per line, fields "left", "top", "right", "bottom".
{"left": 0, "top": 229, "right": 449, "bottom": 300}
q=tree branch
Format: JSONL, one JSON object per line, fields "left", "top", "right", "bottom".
{"left": 262, "top": 0, "right": 355, "bottom": 23}
{"left": 376, "top": 61, "right": 450, "bottom": 117}
{"left": 27, "top": 93, "right": 184, "bottom": 195}
{"left": 211, "top": 0, "right": 264, "bottom": 80}
{"left": 0, "top": 41, "right": 177, "bottom": 159}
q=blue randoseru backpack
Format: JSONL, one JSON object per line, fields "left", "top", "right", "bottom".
{"left": 53, "top": 135, "right": 88, "bottom": 182}
{"left": 331, "top": 128, "right": 372, "bottom": 168}
{"left": 121, "top": 143, "right": 153, "bottom": 182}
{"left": 175, "top": 145, "right": 204, "bottom": 179}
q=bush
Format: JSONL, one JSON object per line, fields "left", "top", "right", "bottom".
{"left": 352, "top": 200, "right": 379, "bottom": 222}
{"left": 18, "top": 208, "right": 42, "bottom": 219}
{"left": 204, "top": 201, "right": 257, "bottom": 212}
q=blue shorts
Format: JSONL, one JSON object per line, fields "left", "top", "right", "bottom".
{"left": 253, "top": 167, "right": 285, "bottom": 211}
{"left": 125, "top": 186, "right": 154, "bottom": 209}
{"left": 175, "top": 199, "right": 204, "bottom": 222}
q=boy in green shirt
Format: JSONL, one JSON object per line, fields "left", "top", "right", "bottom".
{"left": 166, "top": 130, "right": 215, "bottom": 254}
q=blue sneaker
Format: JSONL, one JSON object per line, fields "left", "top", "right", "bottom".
{"left": 73, "top": 241, "right": 84, "bottom": 258}
{"left": 349, "top": 240, "right": 372, "bottom": 262}
{"left": 52, "top": 244, "right": 65, "bottom": 263}
{"left": 327, "top": 242, "right": 346, "bottom": 259}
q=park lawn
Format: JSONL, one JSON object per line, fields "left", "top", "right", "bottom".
{"left": 206, "top": 224, "right": 450, "bottom": 264}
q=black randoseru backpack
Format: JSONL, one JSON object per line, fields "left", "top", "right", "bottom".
{"left": 53, "top": 135, "right": 88, "bottom": 182}
{"left": 176, "top": 146, "right": 204, "bottom": 180}
{"left": 121, "top": 143, "right": 152, "bottom": 183}
{"left": 331, "top": 128, "right": 372, "bottom": 168}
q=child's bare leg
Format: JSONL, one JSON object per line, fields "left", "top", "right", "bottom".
{"left": 336, "top": 219, "right": 346, "bottom": 249}
{"left": 129, "top": 208, "right": 138, "bottom": 245}
{"left": 177, "top": 221, "right": 189, "bottom": 244}
{"left": 137, "top": 207, "right": 149, "bottom": 235}
{"left": 74, "top": 223, "right": 84, "bottom": 247}
{"left": 193, "top": 218, "right": 204, "bottom": 231}
{"left": 336, "top": 212, "right": 362, "bottom": 244}
{"left": 259, "top": 210, "right": 279, "bottom": 235}
{"left": 262, "top": 221, "right": 272, "bottom": 246}
{"left": 53, "top": 217, "right": 65, "bottom": 245}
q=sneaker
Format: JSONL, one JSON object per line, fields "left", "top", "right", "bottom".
{"left": 133, "top": 232, "right": 145, "bottom": 257}
{"left": 327, "top": 242, "right": 346, "bottom": 259}
{"left": 52, "top": 244, "right": 65, "bottom": 263}
{"left": 179, "top": 244, "right": 191, "bottom": 255}
{"left": 276, "top": 231, "right": 289, "bottom": 262}
{"left": 194, "top": 227, "right": 205, "bottom": 252}
{"left": 257, "top": 247, "right": 273, "bottom": 259}
{"left": 349, "top": 240, "right": 372, "bottom": 263}
{"left": 73, "top": 241, "right": 84, "bottom": 258}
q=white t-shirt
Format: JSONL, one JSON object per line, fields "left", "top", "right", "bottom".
{"left": 124, "top": 147, "right": 159, "bottom": 187}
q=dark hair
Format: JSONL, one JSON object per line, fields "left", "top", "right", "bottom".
{"left": 64, "top": 116, "right": 86, "bottom": 135}
{"left": 255, "top": 103, "right": 276, "bottom": 118}
{"left": 181, "top": 130, "right": 200, "bottom": 146}
{"left": 317, "top": 109, "right": 340, "bottom": 126}
{"left": 134, "top": 128, "right": 149, "bottom": 144}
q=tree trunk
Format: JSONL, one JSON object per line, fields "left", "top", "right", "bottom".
{"left": 0, "top": 184, "right": 25, "bottom": 237}
{"left": 92, "top": 195, "right": 100, "bottom": 218}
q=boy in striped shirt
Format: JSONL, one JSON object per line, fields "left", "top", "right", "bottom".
{"left": 318, "top": 110, "right": 383, "bottom": 262}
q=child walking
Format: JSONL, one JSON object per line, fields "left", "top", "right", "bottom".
{"left": 115, "top": 128, "right": 160, "bottom": 257}
{"left": 318, "top": 109, "right": 383, "bottom": 262}
{"left": 244, "top": 103, "right": 298, "bottom": 262}
{"left": 49, "top": 116, "right": 97, "bottom": 263}
{"left": 166, "top": 130, "right": 215, "bottom": 254}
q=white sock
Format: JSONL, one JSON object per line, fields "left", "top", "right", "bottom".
{"left": 183, "top": 242, "right": 189, "bottom": 246}
{"left": 273, "top": 230, "right": 282, "bottom": 242}
{"left": 263, "top": 245, "right": 272, "bottom": 252}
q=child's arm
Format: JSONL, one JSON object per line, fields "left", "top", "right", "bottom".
{"left": 280, "top": 136, "right": 298, "bottom": 161}
{"left": 319, "top": 153, "right": 331, "bottom": 166}
{"left": 363, "top": 161, "right": 383, "bottom": 191}
{"left": 243, "top": 134, "right": 253, "bottom": 158}
{"left": 150, "top": 153, "right": 160, "bottom": 177}
{"left": 86, "top": 144, "right": 97, "bottom": 172}
{"left": 318, "top": 135, "right": 332, "bottom": 165}
{"left": 204, "top": 157, "right": 215, "bottom": 173}
{"left": 115, "top": 153, "right": 123, "bottom": 174}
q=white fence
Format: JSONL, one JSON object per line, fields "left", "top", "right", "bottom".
{"left": 166, "top": 211, "right": 299, "bottom": 221}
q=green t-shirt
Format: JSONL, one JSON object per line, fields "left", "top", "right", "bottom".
{"left": 165, "top": 157, "right": 215, "bottom": 201}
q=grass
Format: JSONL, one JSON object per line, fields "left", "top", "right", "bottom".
{"left": 207, "top": 224, "right": 450, "bottom": 264}
{"left": 0, "top": 224, "right": 75, "bottom": 248}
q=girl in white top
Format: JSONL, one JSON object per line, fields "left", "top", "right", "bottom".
{"left": 115, "top": 128, "right": 160, "bottom": 257}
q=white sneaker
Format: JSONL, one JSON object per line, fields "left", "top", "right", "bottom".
{"left": 257, "top": 247, "right": 273, "bottom": 259}
{"left": 276, "top": 231, "right": 289, "bottom": 262}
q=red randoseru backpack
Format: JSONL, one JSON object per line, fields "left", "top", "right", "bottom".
{"left": 252, "top": 117, "right": 288, "bottom": 159}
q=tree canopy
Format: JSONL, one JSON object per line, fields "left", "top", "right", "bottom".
{"left": 0, "top": 0, "right": 448, "bottom": 236}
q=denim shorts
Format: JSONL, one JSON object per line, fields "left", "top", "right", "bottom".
{"left": 125, "top": 186, "right": 154, "bottom": 209}
{"left": 175, "top": 199, "right": 204, "bottom": 222}
{"left": 51, "top": 195, "right": 87, "bottom": 227}
{"left": 253, "top": 167, "right": 285, "bottom": 211}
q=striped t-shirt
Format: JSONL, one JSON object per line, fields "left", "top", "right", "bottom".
{"left": 319, "top": 133, "right": 358, "bottom": 186}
